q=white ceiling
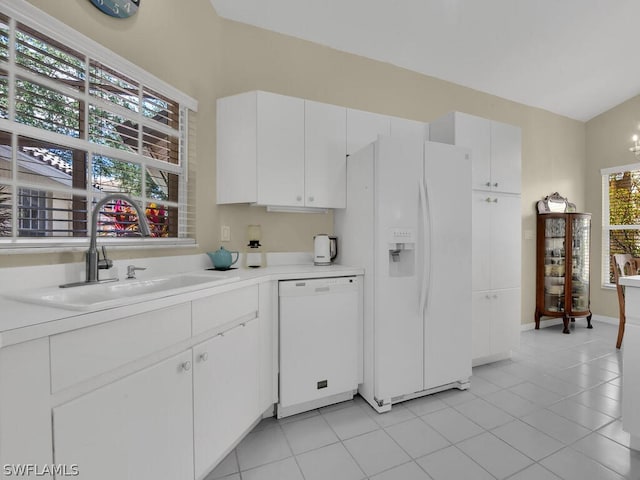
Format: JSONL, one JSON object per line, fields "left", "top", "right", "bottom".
{"left": 210, "top": 0, "right": 640, "bottom": 122}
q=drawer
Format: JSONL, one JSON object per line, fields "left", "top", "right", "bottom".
{"left": 50, "top": 302, "right": 191, "bottom": 393}
{"left": 192, "top": 285, "right": 259, "bottom": 336}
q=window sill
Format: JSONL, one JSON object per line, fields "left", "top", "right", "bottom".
{"left": 0, "top": 238, "right": 197, "bottom": 255}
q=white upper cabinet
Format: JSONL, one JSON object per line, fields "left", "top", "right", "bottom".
{"left": 429, "top": 112, "right": 521, "bottom": 194}
{"left": 217, "top": 91, "right": 346, "bottom": 209}
{"left": 256, "top": 93, "right": 305, "bottom": 207}
{"left": 217, "top": 91, "right": 428, "bottom": 209}
{"left": 346, "top": 108, "right": 390, "bottom": 156}
{"left": 346, "top": 110, "right": 428, "bottom": 156}
{"left": 490, "top": 121, "right": 522, "bottom": 195}
{"left": 217, "top": 91, "right": 305, "bottom": 207}
{"left": 389, "top": 115, "right": 429, "bottom": 142}
{"left": 305, "top": 100, "right": 347, "bottom": 208}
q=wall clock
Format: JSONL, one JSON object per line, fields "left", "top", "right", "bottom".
{"left": 89, "top": 0, "right": 140, "bottom": 19}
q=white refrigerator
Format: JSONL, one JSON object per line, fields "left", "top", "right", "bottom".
{"left": 335, "top": 136, "right": 472, "bottom": 412}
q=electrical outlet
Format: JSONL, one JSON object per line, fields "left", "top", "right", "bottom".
{"left": 221, "top": 225, "right": 231, "bottom": 242}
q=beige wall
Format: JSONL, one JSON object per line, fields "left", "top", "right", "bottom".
{"left": 586, "top": 95, "right": 640, "bottom": 319}
{"left": 7, "top": 2, "right": 589, "bottom": 326}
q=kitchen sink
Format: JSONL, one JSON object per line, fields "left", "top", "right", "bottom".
{"left": 6, "top": 273, "right": 239, "bottom": 311}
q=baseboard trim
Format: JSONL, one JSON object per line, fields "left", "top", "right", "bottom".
{"left": 591, "top": 314, "right": 618, "bottom": 326}
{"left": 521, "top": 314, "right": 619, "bottom": 331}
{"left": 521, "top": 318, "right": 563, "bottom": 331}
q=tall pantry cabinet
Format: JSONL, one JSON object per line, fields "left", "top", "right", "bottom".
{"left": 430, "top": 112, "right": 521, "bottom": 366}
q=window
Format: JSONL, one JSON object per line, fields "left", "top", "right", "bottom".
{"left": 0, "top": 2, "right": 197, "bottom": 249}
{"left": 601, "top": 164, "right": 640, "bottom": 285}
{"left": 18, "top": 187, "right": 47, "bottom": 236}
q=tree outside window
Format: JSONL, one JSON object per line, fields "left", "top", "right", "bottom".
{"left": 605, "top": 170, "right": 640, "bottom": 283}
{"left": 0, "top": 9, "right": 189, "bottom": 243}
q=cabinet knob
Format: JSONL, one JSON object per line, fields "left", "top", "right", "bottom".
{"left": 296, "top": 195, "right": 302, "bottom": 202}
{"left": 486, "top": 197, "right": 492, "bottom": 203}
{"left": 493, "top": 198, "right": 498, "bottom": 203}
{"left": 486, "top": 181, "right": 491, "bottom": 187}
{"left": 493, "top": 182, "right": 499, "bottom": 187}
{"left": 181, "top": 361, "right": 192, "bottom": 372}
{"left": 493, "top": 294, "right": 498, "bottom": 299}
{"left": 485, "top": 294, "right": 491, "bottom": 299}
{"left": 308, "top": 196, "right": 314, "bottom": 202}
{"left": 199, "top": 352, "right": 209, "bottom": 362}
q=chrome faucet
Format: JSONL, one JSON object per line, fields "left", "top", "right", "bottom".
{"left": 60, "top": 194, "right": 151, "bottom": 288}
{"left": 87, "top": 194, "right": 152, "bottom": 283}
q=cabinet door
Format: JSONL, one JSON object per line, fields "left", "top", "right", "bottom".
{"left": 346, "top": 108, "right": 390, "bottom": 155}
{"left": 472, "top": 191, "right": 492, "bottom": 291}
{"left": 490, "top": 193, "right": 521, "bottom": 290}
{"left": 0, "top": 338, "right": 52, "bottom": 477}
{"left": 491, "top": 121, "right": 521, "bottom": 194}
{"left": 216, "top": 92, "right": 258, "bottom": 204}
{"left": 53, "top": 350, "right": 194, "bottom": 480}
{"left": 456, "top": 113, "right": 492, "bottom": 191}
{"left": 390, "top": 116, "right": 428, "bottom": 141}
{"left": 256, "top": 92, "right": 305, "bottom": 206}
{"left": 622, "top": 323, "right": 640, "bottom": 435}
{"left": 258, "top": 282, "right": 277, "bottom": 412}
{"left": 193, "top": 319, "right": 260, "bottom": 478}
{"left": 305, "top": 100, "right": 347, "bottom": 208}
{"left": 490, "top": 288, "right": 521, "bottom": 355}
{"left": 471, "top": 292, "right": 493, "bottom": 361}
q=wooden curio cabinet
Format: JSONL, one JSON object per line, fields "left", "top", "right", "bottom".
{"left": 535, "top": 212, "right": 592, "bottom": 333}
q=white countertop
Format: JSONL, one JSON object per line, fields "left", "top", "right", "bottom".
{"left": 0, "top": 255, "right": 363, "bottom": 348}
{"left": 619, "top": 275, "right": 640, "bottom": 288}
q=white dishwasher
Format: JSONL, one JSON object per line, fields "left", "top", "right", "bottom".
{"left": 278, "top": 276, "right": 360, "bottom": 418}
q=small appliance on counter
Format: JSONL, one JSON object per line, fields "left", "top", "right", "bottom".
{"left": 313, "top": 234, "right": 337, "bottom": 266}
{"left": 206, "top": 247, "right": 239, "bottom": 270}
{"left": 245, "top": 224, "right": 265, "bottom": 268}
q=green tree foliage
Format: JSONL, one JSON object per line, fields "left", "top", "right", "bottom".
{"left": 609, "top": 171, "right": 640, "bottom": 256}
{"left": 0, "top": 24, "right": 174, "bottom": 238}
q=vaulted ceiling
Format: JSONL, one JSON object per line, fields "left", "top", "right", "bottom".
{"left": 211, "top": 0, "right": 640, "bottom": 122}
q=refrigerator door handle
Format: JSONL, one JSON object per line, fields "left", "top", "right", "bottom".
{"left": 419, "top": 178, "right": 430, "bottom": 315}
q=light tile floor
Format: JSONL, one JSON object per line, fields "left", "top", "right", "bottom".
{"left": 206, "top": 322, "right": 639, "bottom": 480}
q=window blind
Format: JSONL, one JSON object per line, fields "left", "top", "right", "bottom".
{"left": 0, "top": 2, "right": 197, "bottom": 247}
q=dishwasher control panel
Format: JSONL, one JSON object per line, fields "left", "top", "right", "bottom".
{"left": 279, "top": 276, "right": 358, "bottom": 295}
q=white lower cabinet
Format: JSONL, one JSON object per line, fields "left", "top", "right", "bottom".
{"left": 472, "top": 288, "right": 520, "bottom": 365}
{"left": 0, "top": 282, "right": 276, "bottom": 480}
{"left": 53, "top": 350, "right": 194, "bottom": 480}
{"left": 0, "top": 338, "right": 52, "bottom": 479}
{"left": 193, "top": 318, "right": 260, "bottom": 479}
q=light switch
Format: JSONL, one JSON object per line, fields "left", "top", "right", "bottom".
{"left": 221, "top": 225, "right": 231, "bottom": 242}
